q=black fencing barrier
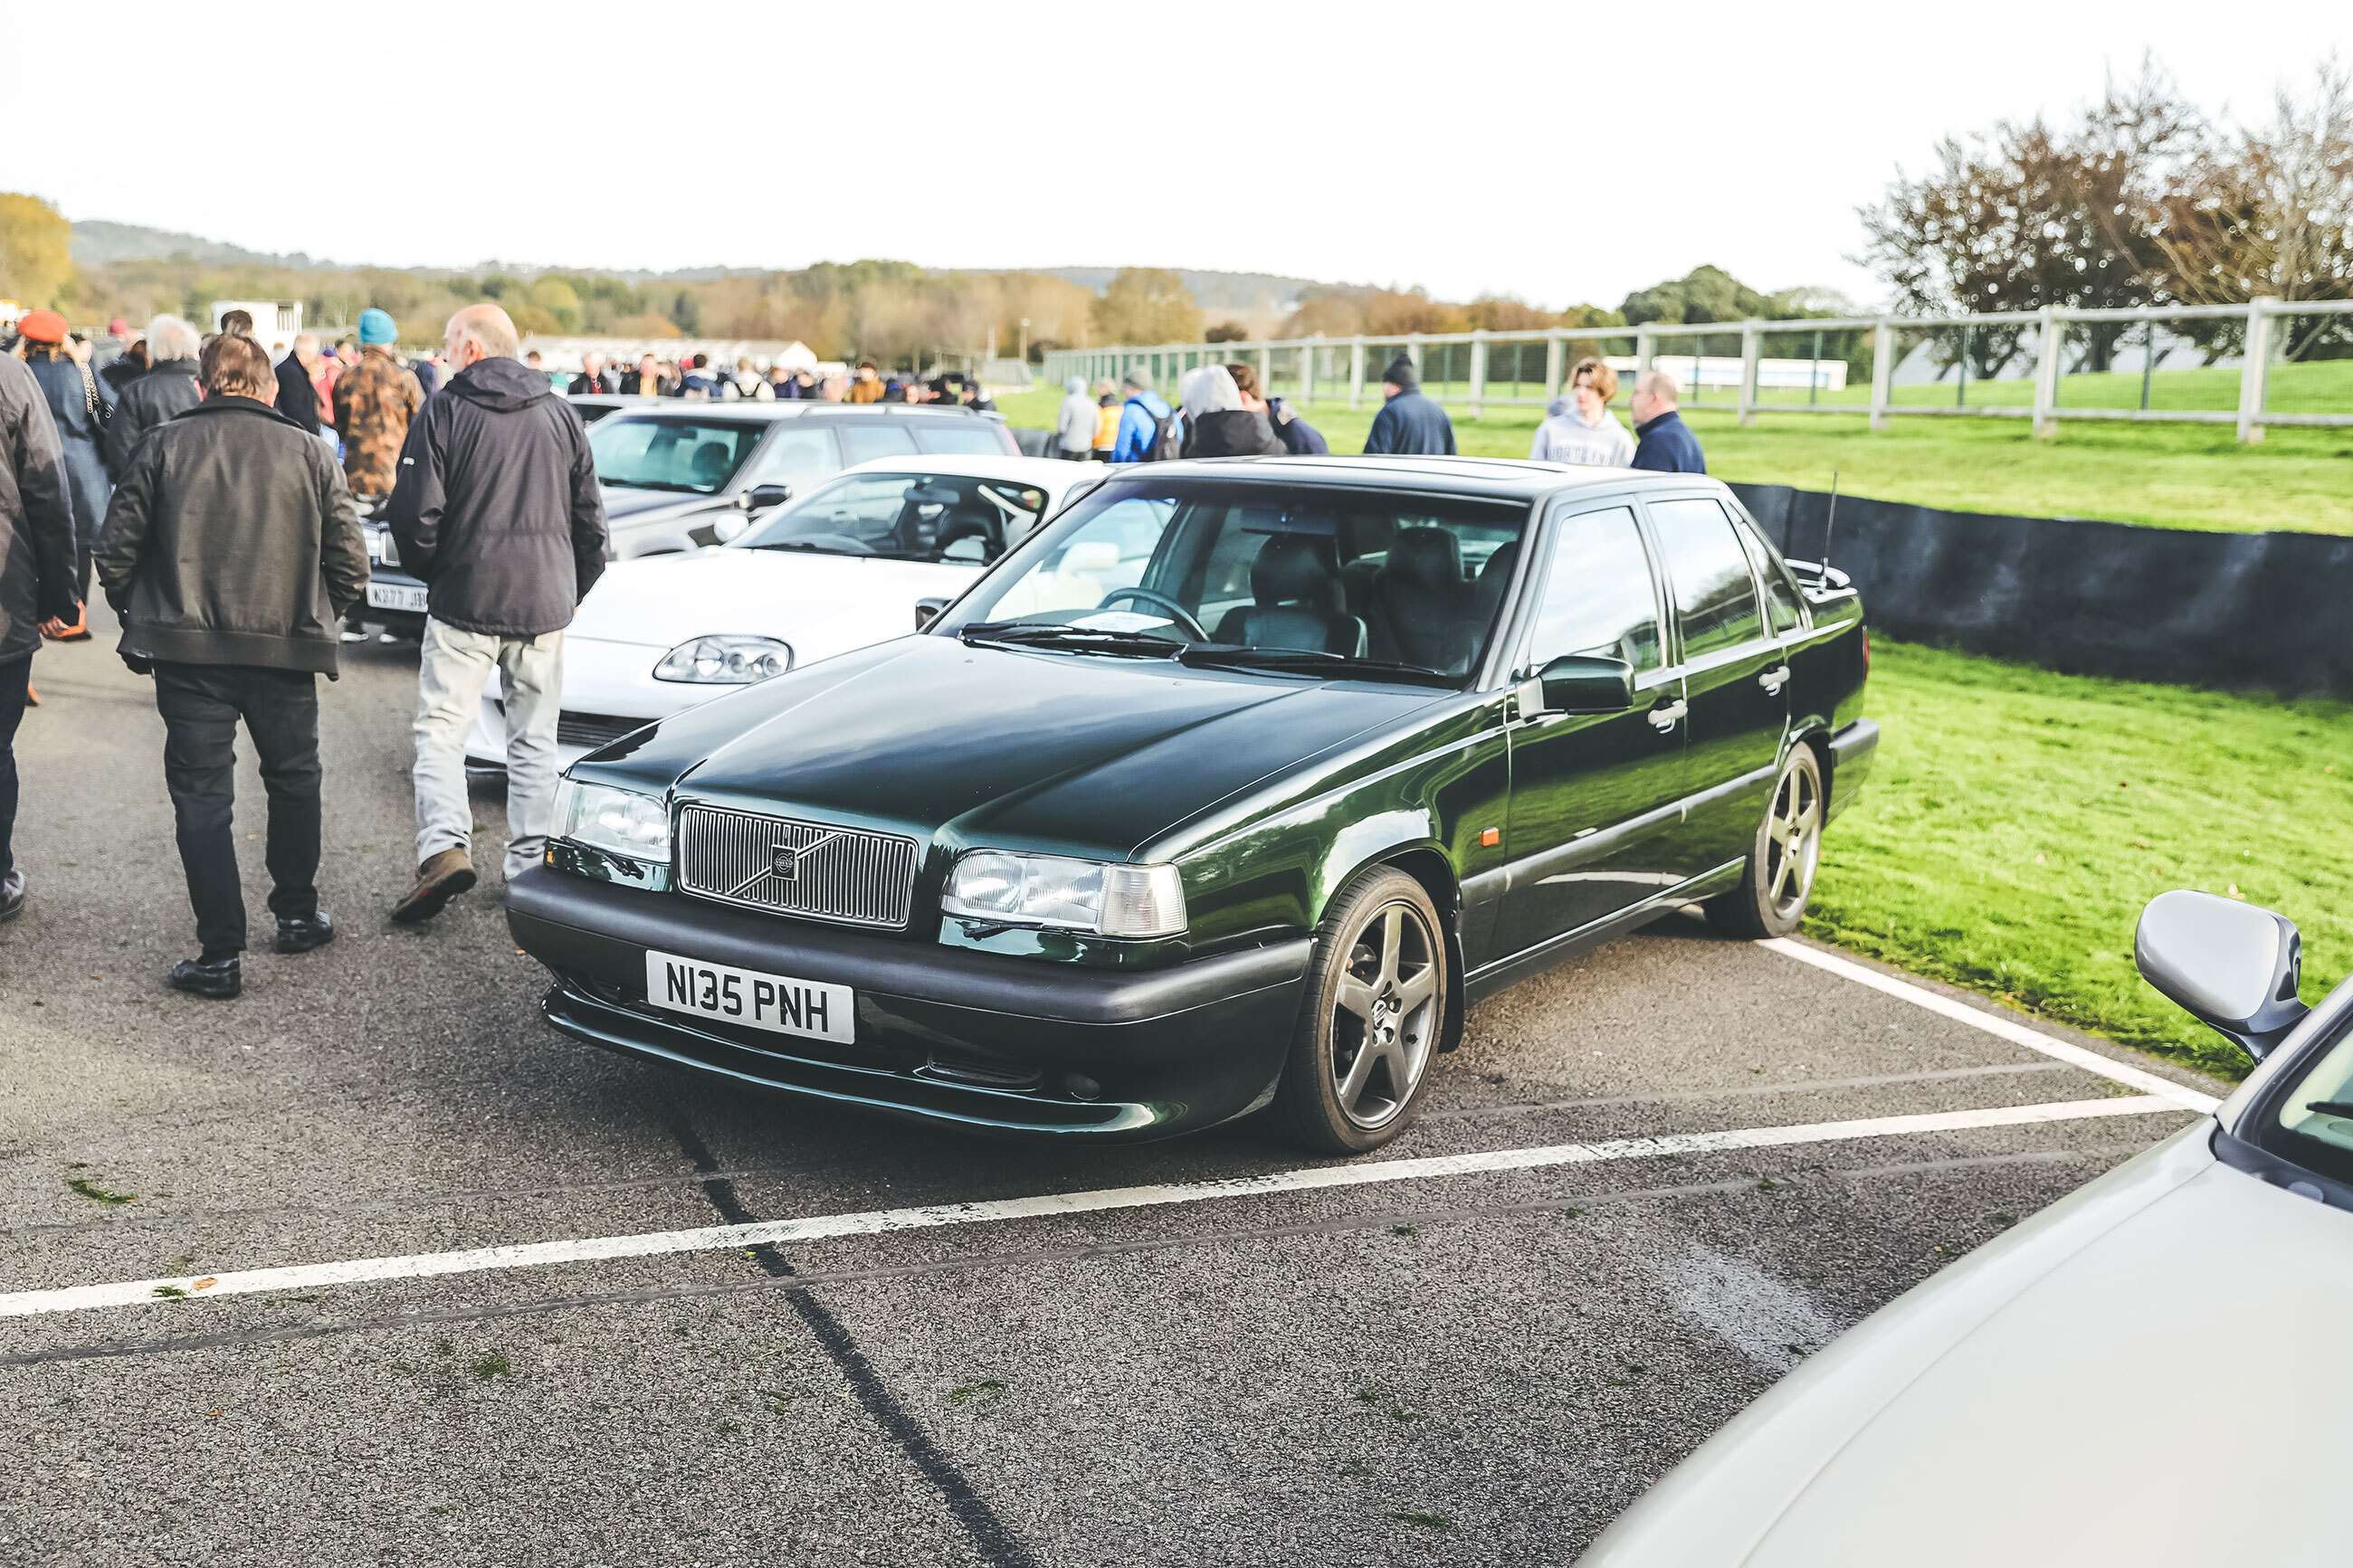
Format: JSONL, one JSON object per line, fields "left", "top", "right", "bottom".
{"left": 1733, "top": 484, "right": 2353, "bottom": 698}
{"left": 1007, "top": 425, "right": 1055, "bottom": 458}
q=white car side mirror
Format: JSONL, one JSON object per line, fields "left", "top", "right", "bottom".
{"left": 712, "top": 513, "right": 749, "bottom": 545}
{"left": 2135, "top": 889, "right": 2310, "bottom": 1060}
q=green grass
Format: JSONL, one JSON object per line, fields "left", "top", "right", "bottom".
{"left": 1809, "top": 641, "right": 2351, "bottom": 1079}
{"left": 995, "top": 390, "right": 2353, "bottom": 536}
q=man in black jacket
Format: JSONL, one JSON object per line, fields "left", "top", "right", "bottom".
{"left": 567, "top": 353, "right": 614, "bottom": 395}
{"left": 386, "top": 303, "right": 607, "bottom": 924}
{"left": 101, "top": 313, "right": 204, "bottom": 480}
{"left": 273, "top": 333, "right": 326, "bottom": 435}
{"left": 0, "top": 354, "right": 83, "bottom": 924}
{"left": 1362, "top": 352, "right": 1456, "bottom": 456}
{"left": 95, "top": 334, "right": 368, "bottom": 997}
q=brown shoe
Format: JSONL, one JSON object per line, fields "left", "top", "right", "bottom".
{"left": 392, "top": 848, "right": 478, "bottom": 925}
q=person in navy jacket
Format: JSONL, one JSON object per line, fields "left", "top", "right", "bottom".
{"left": 1629, "top": 368, "right": 1706, "bottom": 473}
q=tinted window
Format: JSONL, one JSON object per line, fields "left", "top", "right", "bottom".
{"left": 1526, "top": 506, "right": 1661, "bottom": 672}
{"left": 736, "top": 472, "right": 1047, "bottom": 564}
{"left": 1731, "top": 511, "right": 1805, "bottom": 634}
{"left": 1649, "top": 498, "right": 1763, "bottom": 659}
{"left": 743, "top": 426, "right": 839, "bottom": 489}
{"left": 587, "top": 417, "right": 766, "bottom": 493}
{"left": 840, "top": 423, "right": 919, "bottom": 464}
{"left": 915, "top": 423, "right": 1014, "bottom": 456}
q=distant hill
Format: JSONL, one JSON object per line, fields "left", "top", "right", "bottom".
{"left": 1022, "top": 268, "right": 1319, "bottom": 315}
{"left": 69, "top": 220, "right": 326, "bottom": 271}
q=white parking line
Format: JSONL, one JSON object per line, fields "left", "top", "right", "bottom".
{"left": 1761, "top": 938, "right": 2221, "bottom": 1114}
{"left": 0, "top": 1097, "right": 2186, "bottom": 1320}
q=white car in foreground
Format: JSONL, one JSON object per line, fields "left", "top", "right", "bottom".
{"left": 1583, "top": 889, "right": 2351, "bottom": 1568}
{"left": 466, "top": 455, "right": 1097, "bottom": 768}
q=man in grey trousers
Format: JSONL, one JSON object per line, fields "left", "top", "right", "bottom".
{"left": 383, "top": 304, "right": 607, "bottom": 923}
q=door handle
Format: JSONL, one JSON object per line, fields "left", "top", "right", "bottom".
{"left": 1758, "top": 664, "right": 1791, "bottom": 694}
{"left": 1647, "top": 698, "right": 1688, "bottom": 732}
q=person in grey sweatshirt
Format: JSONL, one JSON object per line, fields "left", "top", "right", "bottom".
{"left": 1529, "top": 356, "right": 1636, "bottom": 466}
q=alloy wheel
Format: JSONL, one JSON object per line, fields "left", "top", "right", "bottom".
{"left": 1764, "top": 760, "right": 1823, "bottom": 922}
{"left": 1328, "top": 902, "right": 1441, "bottom": 1130}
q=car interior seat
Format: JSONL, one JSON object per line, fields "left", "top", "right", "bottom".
{"left": 1339, "top": 512, "right": 1398, "bottom": 620}
{"left": 1369, "top": 527, "right": 1476, "bottom": 671}
{"left": 689, "top": 440, "right": 733, "bottom": 488}
{"left": 1210, "top": 533, "right": 1367, "bottom": 656}
{"left": 1472, "top": 540, "right": 1521, "bottom": 644}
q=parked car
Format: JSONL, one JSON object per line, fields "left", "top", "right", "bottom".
{"left": 1581, "top": 888, "right": 2349, "bottom": 1568}
{"left": 463, "top": 455, "right": 1100, "bottom": 769}
{"left": 506, "top": 458, "right": 1876, "bottom": 1150}
{"left": 350, "top": 402, "right": 1023, "bottom": 638}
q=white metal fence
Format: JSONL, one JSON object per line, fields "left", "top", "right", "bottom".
{"left": 1042, "top": 298, "right": 2353, "bottom": 442}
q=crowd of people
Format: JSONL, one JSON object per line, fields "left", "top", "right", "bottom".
{"left": 1, "top": 290, "right": 1709, "bottom": 986}
{"left": 2, "top": 300, "right": 604, "bottom": 993}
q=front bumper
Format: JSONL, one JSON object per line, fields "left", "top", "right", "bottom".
{"left": 506, "top": 869, "right": 1310, "bottom": 1140}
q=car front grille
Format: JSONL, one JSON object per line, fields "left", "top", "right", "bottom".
{"left": 556, "top": 710, "right": 646, "bottom": 749}
{"left": 675, "top": 804, "right": 920, "bottom": 929}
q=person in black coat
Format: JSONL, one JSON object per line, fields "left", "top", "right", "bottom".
{"left": 104, "top": 314, "right": 204, "bottom": 480}
{"left": 0, "top": 352, "right": 82, "bottom": 921}
{"left": 1228, "top": 362, "right": 1329, "bottom": 455}
{"left": 1628, "top": 369, "right": 1707, "bottom": 474}
{"left": 567, "top": 353, "right": 616, "bottom": 395}
{"left": 1178, "top": 365, "right": 1285, "bottom": 459}
{"left": 1362, "top": 352, "right": 1455, "bottom": 456}
{"left": 274, "top": 334, "right": 326, "bottom": 435}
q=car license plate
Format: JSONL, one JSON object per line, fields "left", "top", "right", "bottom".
{"left": 367, "top": 582, "right": 430, "bottom": 613}
{"left": 643, "top": 949, "right": 854, "bottom": 1044}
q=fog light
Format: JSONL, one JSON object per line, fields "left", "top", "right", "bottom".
{"left": 1064, "top": 1073, "right": 1101, "bottom": 1101}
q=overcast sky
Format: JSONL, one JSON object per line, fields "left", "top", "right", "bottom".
{"left": 1, "top": 0, "right": 2338, "bottom": 309}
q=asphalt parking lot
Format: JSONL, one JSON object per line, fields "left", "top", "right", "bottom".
{"left": 0, "top": 619, "right": 2228, "bottom": 1567}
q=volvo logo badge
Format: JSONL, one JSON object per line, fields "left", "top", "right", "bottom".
{"left": 770, "top": 845, "right": 800, "bottom": 881}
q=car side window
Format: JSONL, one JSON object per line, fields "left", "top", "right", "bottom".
{"left": 1729, "top": 508, "right": 1805, "bottom": 635}
{"left": 915, "top": 424, "right": 1013, "bottom": 456}
{"left": 1525, "top": 506, "right": 1662, "bottom": 673}
{"left": 1648, "top": 497, "right": 1764, "bottom": 660}
{"left": 840, "top": 423, "right": 919, "bottom": 465}
{"left": 745, "top": 427, "right": 839, "bottom": 489}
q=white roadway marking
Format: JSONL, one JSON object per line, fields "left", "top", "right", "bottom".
{"left": 0, "top": 1098, "right": 2186, "bottom": 1320}
{"left": 1761, "top": 937, "right": 2221, "bottom": 1114}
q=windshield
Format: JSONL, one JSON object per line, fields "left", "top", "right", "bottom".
{"left": 734, "top": 471, "right": 1049, "bottom": 564}
{"left": 589, "top": 416, "right": 765, "bottom": 493}
{"left": 938, "top": 480, "right": 1529, "bottom": 680}
{"left": 2253, "top": 1006, "right": 2353, "bottom": 1189}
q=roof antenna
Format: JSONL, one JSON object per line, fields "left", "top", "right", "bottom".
{"left": 1821, "top": 469, "right": 1840, "bottom": 575}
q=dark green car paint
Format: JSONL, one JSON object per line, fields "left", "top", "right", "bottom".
{"left": 511, "top": 463, "right": 1875, "bottom": 1142}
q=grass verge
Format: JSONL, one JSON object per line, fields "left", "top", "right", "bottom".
{"left": 993, "top": 389, "right": 2353, "bottom": 536}
{"left": 1811, "top": 641, "right": 2350, "bottom": 1079}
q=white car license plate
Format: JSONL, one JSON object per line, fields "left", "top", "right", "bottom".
{"left": 367, "top": 582, "right": 431, "bottom": 613}
{"left": 643, "top": 949, "right": 854, "bottom": 1044}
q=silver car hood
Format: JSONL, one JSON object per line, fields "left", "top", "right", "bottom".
{"left": 1583, "top": 1121, "right": 2353, "bottom": 1567}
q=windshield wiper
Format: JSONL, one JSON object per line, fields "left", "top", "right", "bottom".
{"left": 957, "top": 622, "right": 1186, "bottom": 658}
{"left": 1176, "top": 645, "right": 1458, "bottom": 686}
{"left": 603, "top": 479, "right": 707, "bottom": 493}
{"left": 2301, "top": 1100, "right": 2353, "bottom": 1117}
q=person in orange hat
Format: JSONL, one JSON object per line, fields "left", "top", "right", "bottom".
{"left": 12, "top": 310, "right": 108, "bottom": 637}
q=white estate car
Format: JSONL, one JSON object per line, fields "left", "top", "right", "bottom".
{"left": 465, "top": 455, "right": 1099, "bottom": 768}
{"left": 1582, "top": 889, "right": 2352, "bottom": 1568}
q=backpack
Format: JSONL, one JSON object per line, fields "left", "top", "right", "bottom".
{"left": 1144, "top": 405, "right": 1182, "bottom": 461}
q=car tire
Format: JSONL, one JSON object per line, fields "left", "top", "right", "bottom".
{"left": 1707, "top": 743, "right": 1825, "bottom": 940}
{"left": 1274, "top": 866, "right": 1450, "bottom": 1155}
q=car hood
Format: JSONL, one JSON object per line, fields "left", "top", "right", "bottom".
{"left": 600, "top": 632, "right": 1443, "bottom": 857}
{"left": 600, "top": 486, "right": 718, "bottom": 524}
{"left": 571, "top": 548, "right": 982, "bottom": 660}
{"left": 1582, "top": 1122, "right": 2353, "bottom": 1567}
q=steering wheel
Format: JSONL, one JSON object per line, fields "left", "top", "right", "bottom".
{"left": 1097, "top": 587, "right": 1210, "bottom": 641}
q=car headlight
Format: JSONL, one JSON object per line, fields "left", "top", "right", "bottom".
{"left": 653, "top": 635, "right": 793, "bottom": 684}
{"left": 940, "top": 851, "right": 1186, "bottom": 937}
{"left": 553, "top": 777, "right": 672, "bottom": 864}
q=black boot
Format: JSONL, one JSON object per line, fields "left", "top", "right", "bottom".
{"left": 167, "top": 953, "right": 243, "bottom": 1000}
{"left": 275, "top": 908, "right": 337, "bottom": 955}
{"left": 0, "top": 870, "right": 23, "bottom": 923}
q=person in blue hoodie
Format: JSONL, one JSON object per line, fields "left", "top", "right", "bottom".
{"left": 1111, "top": 368, "right": 1177, "bottom": 462}
{"left": 1361, "top": 352, "right": 1454, "bottom": 455}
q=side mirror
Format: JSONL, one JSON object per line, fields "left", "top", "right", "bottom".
{"left": 915, "top": 595, "right": 951, "bottom": 630}
{"left": 1521, "top": 654, "right": 1635, "bottom": 717}
{"left": 2135, "top": 889, "right": 2309, "bottom": 1061}
{"left": 711, "top": 513, "right": 749, "bottom": 545}
{"left": 739, "top": 483, "right": 790, "bottom": 513}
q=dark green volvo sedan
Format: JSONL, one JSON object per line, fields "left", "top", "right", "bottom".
{"left": 508, "top": 457, "right": 1877, "bottom": 1152}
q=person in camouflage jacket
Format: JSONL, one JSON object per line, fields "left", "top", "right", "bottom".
{"left": 331, "top": 309, "right": 424, "bottom": 500}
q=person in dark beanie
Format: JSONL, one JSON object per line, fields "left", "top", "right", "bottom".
{"left": 102, "top": 313, "right": 203, "bottom": 480}
{"left": 0, "top": 351, "right": 82, "bottom": 923}
{"left": 1629, "top": 368, "right": 1706, "bottom": 474}
{"left": 95, "top": 333, "right": 368, "bottom": 998}
{"left": 1362, "top": 352, "right": 1455, "bottom": 455}
{"left": 386, "top": 303, "right": 607, "bottom": 924}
